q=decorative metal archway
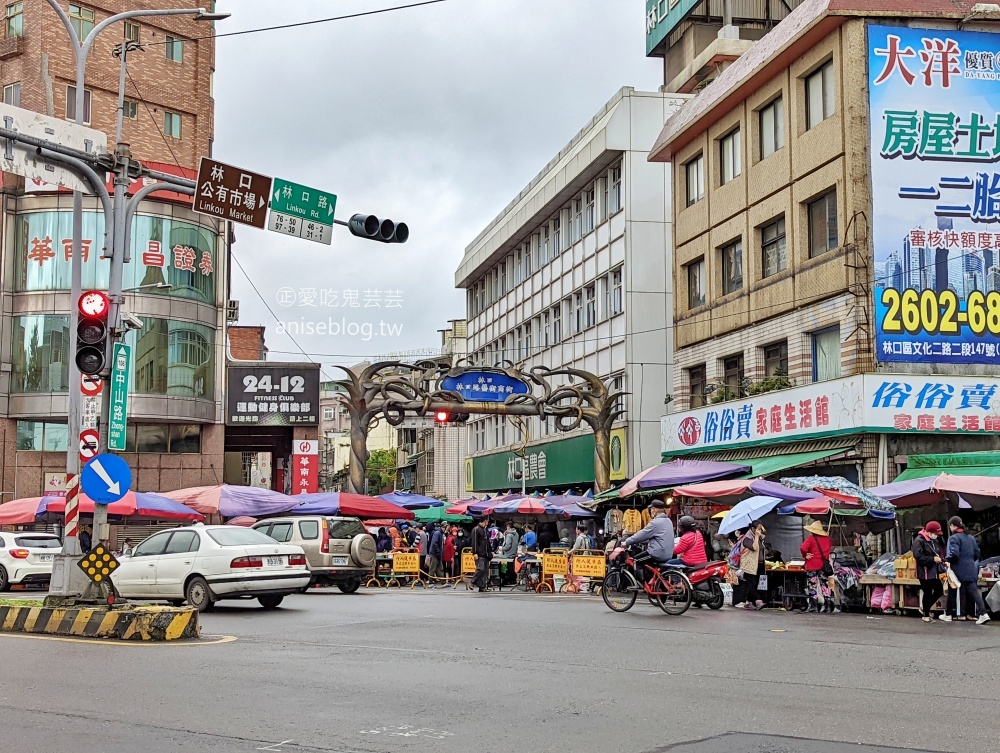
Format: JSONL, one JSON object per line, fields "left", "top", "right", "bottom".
{"left": 332, "top": 360, "right": 625, "bottom": 495}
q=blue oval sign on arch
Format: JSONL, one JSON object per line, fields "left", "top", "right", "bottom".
{"left": 440, "top": 371, "right": 529, "bottom": 403}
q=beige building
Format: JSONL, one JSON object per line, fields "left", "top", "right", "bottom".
{"left": 649, "top": 0, "right": 1000, "bottom": 486}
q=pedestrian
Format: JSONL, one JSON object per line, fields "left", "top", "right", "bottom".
{"left": 801, "top": 520, "right": 836, "bottom": 613}
{"left": 427, "top": 523, "right": 444, "bottom": 586}
{"left": 375, "top": 527, "right": 392, "bottom": 553}
{"left": 403, "top": 524, "right": 417, "bottom": 548}
{"left": 537, "top": 522, "right": 558, "bottom": 552}
{"left": 738, "top": 522, "right": 766, "bottom": 610}
{"left": 500, "top": 520, "right": 519, "bottom": 558}
{"left": 442, "top": 525, "right": 457, "bottom": 579}
{"left": 470, "top": 517, "right": 493, "bottom": 592}
{"left": 912, "top": 520, "right": 946, "bottom": 623}
{"left": 570, "top": 522, "right": 590, "bottom": 552}
{"left": 79, "top": 525, "right": 92, "bottom": 553}
{"left": 453, "top": 525, "right": 470, "bottom": 563}
{"left": 941, "top": 516, "right": 990, "bottom": 624}
{"left": 120, "top": 538, "right": 135, "bottom": 556}
{"left": 666, "top": 516, "right": 708, "bottom": 567}
{"left": 521, "top": 523, "right": 537, "bottom": 552}
{"left": 389, "top": 525, "right": 403, "bottom": 551}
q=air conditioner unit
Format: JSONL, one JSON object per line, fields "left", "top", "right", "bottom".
{"left": 226, "top": 299, "right": 239, "bottom": 323}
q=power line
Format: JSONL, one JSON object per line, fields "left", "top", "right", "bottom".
{"left": 125, "top": 65, "right": 183, "bottom": 169}
{"left": 144, "top": 0, "right": 450, "bottom": 46}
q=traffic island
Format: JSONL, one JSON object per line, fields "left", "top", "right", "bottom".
{"left": 0, "top": 603, "right": 199, "bottom": 642}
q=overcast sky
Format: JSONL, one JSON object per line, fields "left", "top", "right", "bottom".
{"left": 213, "top": 0, "right": 661, "bottom": 376}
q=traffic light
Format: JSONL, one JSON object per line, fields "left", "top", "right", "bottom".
{"left": 76, "top": 290, "right": 110, "bottom": 376}
{"left": 348, "top": 213, "right": 408, "bottom": 244}
{"left": 434, "top": 410, "right": 470, "bottom": 426}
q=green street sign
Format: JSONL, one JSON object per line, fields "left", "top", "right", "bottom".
{"left": 107, "top": 343, "right": 131, "bottom": 452}
{"left": 270, "top": 178, "right": 336, "bottom": 226}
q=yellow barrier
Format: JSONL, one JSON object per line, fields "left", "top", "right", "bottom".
{"left": 386, "top": 548, "right": 422, "bottom": 588}
{"left": 461, "top": 550, "right": 476, "bottom": 574}
{"left": 541, "top": 550, "right": 569, "bottom": 576}
{"left": 570, "top": 550, "right": 607, "bottom": 578}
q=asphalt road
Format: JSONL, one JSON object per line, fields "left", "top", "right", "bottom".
{"left": 1, "top": 589, "right": 996, "bottom": 753}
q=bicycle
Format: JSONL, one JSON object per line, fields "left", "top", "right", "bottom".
{"left": 601, "top": 545, "right": 692, "bottom": 615}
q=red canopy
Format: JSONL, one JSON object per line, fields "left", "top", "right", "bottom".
{"left": 338, "top": 493, "right": 414, "bottom": 519}
{"left": 674, "top": 480, "right": 751, "bottom": 499}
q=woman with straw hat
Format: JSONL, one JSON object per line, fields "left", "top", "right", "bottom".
{"left": 801, "top": 520, "right": 836, "bottom": 613}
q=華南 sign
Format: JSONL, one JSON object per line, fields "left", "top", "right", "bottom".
{"left": 291, "top": 440, "right": 318, "bottom": 496}
{"left": 870, "top": 25, "right": 1000, "bottom": 365}
{"left": 194, "top": 157, "right": 272, "bottom": 229}
{"left": 227, "top": 364, "right": 321, "bottom": 426}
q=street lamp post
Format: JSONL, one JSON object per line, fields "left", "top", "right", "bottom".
{"left": 43, "top": 0, "right": 227, "bottom": 563}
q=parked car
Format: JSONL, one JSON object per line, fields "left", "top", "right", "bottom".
{"left": 253, "top": 516, "right": 376, "bottom": 593}
{"left": 112, "top": 524, "right": 310, "bottom": 611}
{"left": 0, "top": 532, "right": 61, "bottom": 590}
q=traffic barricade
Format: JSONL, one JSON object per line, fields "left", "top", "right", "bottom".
{"left": 538, "top": 548, "right": 569, "bottom": 593}
{"left": 388, "top": 549, "right": 422, "bottom": 588}
{"left": 454, "top": 548, "right": 476, "bottom": 590}
{"left": 568, "top": 549, "right": 607, "bottom": 593}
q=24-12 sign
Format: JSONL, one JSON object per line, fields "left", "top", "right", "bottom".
{"left": 242, "top": 373, "right": 306, "bottom": 394}
{"left": 226, "top": 365, "right": 320, "bottom": 427}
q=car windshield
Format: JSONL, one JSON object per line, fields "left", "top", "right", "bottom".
{"left": 15, "top": 536, "right": 60, "bottom": 548}
{"left": 327, "top": 519, "right": 366, "bottom": 539}
{"left": 207, "top": 528, "right": 280, "bottom": 547}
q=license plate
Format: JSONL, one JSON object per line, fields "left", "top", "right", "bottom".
{"left": 39, "top": 554, "right": 53, "bottom": 562}
{"left": 266, "top": 556, "right": 284, "bottom": 567}
{"left": 331, "top": 557, "right": 348, "bottom": 566}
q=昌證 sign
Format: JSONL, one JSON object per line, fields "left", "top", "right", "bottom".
{"left": 439, "top": 370, "right": 529, "bottom": 403}
{"left": 661, "top": 375, "right": 1000, "bottom": 454}
{"left": 227, "top": 364, "right": 321, "bottom": 426}
{"left": 870, "top": 24, "right": 1000, "bottom": 365}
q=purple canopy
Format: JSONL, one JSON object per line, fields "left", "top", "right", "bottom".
{"left": 543, "top": 494, "right": 599, "bottom": 518}
{"left": 379, "top": 491, "right": 444, "bottom": 509}
{"left": 620, "top": 459, "right": 751, "bottom": 497}
{"left": 867, "top": 476, "right": 956, "bottom": 508}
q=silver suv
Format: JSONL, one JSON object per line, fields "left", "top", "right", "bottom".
{"left": 253, "top": 516, "right": 376, "bottom": 593}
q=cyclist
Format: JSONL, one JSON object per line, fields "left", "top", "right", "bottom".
{"left": 622, "top": 499, "right": 675, "bottom": 579}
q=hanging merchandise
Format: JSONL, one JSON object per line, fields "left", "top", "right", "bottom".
{"left": 623, "top": 508, "right": 643, "bottom": 534}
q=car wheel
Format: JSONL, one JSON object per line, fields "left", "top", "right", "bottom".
{"left": 258, "top": 594, "right": 284, "bottom": 609}
{"left": 185, "top": 576, "right": 214, "bottom": 612}
{"left": 0, "top": 565, "right": 8, "bottom": 592}
{"left": 337, "top": 577, "right": 361, "bottom": 594}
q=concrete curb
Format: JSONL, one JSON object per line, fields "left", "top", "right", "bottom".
{"left": 0, "top": 605, "right": 199, "bottom": 641}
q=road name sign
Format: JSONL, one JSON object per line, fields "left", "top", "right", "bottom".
{"left": 107, "top": 343, "right": 131, "bottom": 452}
{"left": 81, "top": 454, "right": 132, "bottom": 504}
{"left": 194, "top": 157, "right": 272, "bottom": 229}
{"left": 0, "top": 102, "right": 108, "bottom": 193}
{"left": 268, "top": 177, "right": 336, "bottom": 246}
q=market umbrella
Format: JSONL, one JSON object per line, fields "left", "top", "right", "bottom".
{"left": 779, "top": 476, "right": 895, "bottom": 513}
{"left": 484, "top": 496, "right": 572, "bottom": 523}
{"left": 447, "top": 497, "right": 504, "bottom": 516}
{"left": 675, "top": 478, "right": 822, "bottom": 504}
{"left": 717, "top": 495, "right": 782, "bottom": 536}
{"left": 291, "top": 492, "right": 415, "bottom": 520}
{"left": 543, "top": 494, "right": 599, "bottom": 518}
{"left": 160, "top": 484, "right": 295, "bottom": 518}
{"left": 0, "top": 497, "right": 47, "bottom": 525}
{"left": 44, "top": 492, "right": 204, "bottom": 522}
{"left": 225, "top": 516, "right": 258, "bottom": 527}
{"left": 379, "top": 491, "right": 444, "bottom": 509}
{"left": 868, "top": 476, "right": 945, "bottom": 508}
{"left": 619, "top": 459, "right": 751, "bottom": 497}
{"left": 412, "top": 506, "right": 472, "bottom": 524}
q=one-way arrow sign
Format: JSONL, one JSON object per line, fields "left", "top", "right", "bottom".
{"left": 81, "top": 453, "right": 132, "bottom": 504}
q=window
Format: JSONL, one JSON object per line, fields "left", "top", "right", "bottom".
{"left": 761, "top": 217, "right": 787, "bottom": 278}
{"left": 763, "top": 341, "right": 788, "bottom": 377}
{"left": 299, "top": 520, "right": 319, "bottom": 540}
{"left": 722, "top": 354, "right": 745, "bottom": 396}
{"left": 585, "top": 284, "right": 596, "bottom": 328}
{"left": 16, "top": 421, "right": 68, "bottom": 451}
{"left": 323, "top": 407, "right": 334, "bottom": 421}
{"left": 164, "top": 111, "right": 181, "bottom": 138}
{"left": 552, "top": 305, "right": 562, "bottom": 344}
{"left": 812, "top": 327, "right": 841, "bottom": 382}
{"left": 610, "top": 268, "right": 623, "bottom": 315}
{"left": 533, "top": 233, "right": 542, "bottom": 269}
{"left": 124, "top": 20, "right": 140, "bottom": 44}
{"left": 721, "top": 240, "right": 743, "bottom": 295}
{"left": 584, "top": 188, "right": 595, "bottom": 233}
{"left": 572, "top": 198, "right": 583, "bottom": 243}
{"left": 499, "top": 256, "right": 507, "bottom": 293}
{"left": 610, "top": 164, "right": 622, "bottom": 214}
{"left": 69, "top": 4, "right": 95, "bottom": 40}
{"left": 805, "top": 60, "right": 835, "bottom": 129}
{"left": 759, "top": 97, "right": 784, "bottom": 158}
{"left": 164, "top": 531, "right": 198, "bottom": 554}
{"left": 524, "top": 321, "right": 533, "bottom": 356}
{"left": 133, "top": 533, "right": 170, "bottom": 557}
{"left": 541, "top": 226, "right": 550, "bottom": 263}
{"left": 686, "top": 258, "right": 705, "bottom": 309}
{"left": 515, "top": 327, "right": 523, "bottom": 361}
{"left": 65, "top": 85, "right": 92, "bottom": 124}
{"left": 574, "top": 292, "right": 583, "bottom": 333}
{"left": 688, "top": 365, "right": 707, "bottom": 409}
{"left": 12, "top": 315, "right": 69, "bottom": 393}
{"left": 552, "top": 217, "right": 561, "bottom": 256}
{"left": 720, "top": 128, "right": 741, "bottom": 185}
{"left": 685, "top": 154, "right": 704, "bottom": 206}
{"left": 6, "top": 2, "right": 22, "bottom": 38}
{"left": 543, "top": 312, "right": 551, "bottom": 346}
{"left": 3, "top": 82, "right": 19, "bottom": 107}
{"left": 610, "top": 374, "right": 626, "bottom": 420}
{"left": 599, "top": 177, "right": 609, "bottom": 221}
{"left": 122, "top": 99, "right": 138, "bottom": 120}
{"left": 207, "top": 528, "right": 278, "bottom": 547}
{"left": 165, "top": 35, "right": 183, "bottom": 63}
{"left": 523, "top": 241, "right": 532, "bottom": 277}
{"left": 808, "top": 189, "right": 838, "bottom": 257}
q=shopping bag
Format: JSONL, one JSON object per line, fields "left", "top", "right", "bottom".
{"left": 757, "top": 573, "right": 768, "bottom": 590}
{"left": 946, "top": 567, "right": 960, "bottom": 590}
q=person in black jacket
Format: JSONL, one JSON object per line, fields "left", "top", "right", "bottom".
{"left": 911, "top": 520, "right": 945, "bottom": 623}
{"left": 470, "top": 517, "right": 493, "bottom": 592}
{"left": 942, "top": 516, "right": 990, "bottom": 624}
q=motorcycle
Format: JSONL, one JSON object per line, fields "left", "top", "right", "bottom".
{"left": 665, "top": 560, "right": 727, "bottom": 609}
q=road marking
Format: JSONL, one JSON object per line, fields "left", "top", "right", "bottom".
{"left": 256, "top": 740, "right": 295, "bottom": 751}
{"left": 0, "top": 632, "right": 238, "bottom": 647}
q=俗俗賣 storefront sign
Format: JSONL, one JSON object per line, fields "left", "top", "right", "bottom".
{"left": 870, "top": 25, "right": 1000, "bottom": 365}
{"left": 661, "top": 375, "right": 1000, "bottom": 454}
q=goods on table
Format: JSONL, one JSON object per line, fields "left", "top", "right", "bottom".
{"left": 894, "top": 553, "right": 916, "bottom": 580}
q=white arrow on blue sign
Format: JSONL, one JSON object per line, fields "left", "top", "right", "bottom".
{"left": 81, "top": 454, "right": 132, "bottom": 504}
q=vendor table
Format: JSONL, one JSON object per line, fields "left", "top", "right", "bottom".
{"left": 860, "top": 574, "right": 994, "bottom": 615}
{"left": 761, "top": 568, "right": 809, "bottom": 610}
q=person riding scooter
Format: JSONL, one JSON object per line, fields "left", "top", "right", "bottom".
{"left": 666, "top": 516, "right": 708, "bottom": 567}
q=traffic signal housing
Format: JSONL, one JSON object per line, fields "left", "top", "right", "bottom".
{"left": 434, "top": 410, "right": 470, "bottom": 426}
{"left": 76, "top": 290, "right": 110, "bottom": 376}
{"left": 348, "top": 213, "right": 408, "bottom": 244}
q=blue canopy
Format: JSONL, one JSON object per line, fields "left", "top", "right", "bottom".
{"left": 379, "top": 491, "right": 443, "bottom": 509}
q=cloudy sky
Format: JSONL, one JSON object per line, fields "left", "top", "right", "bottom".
{"left": 213, "top": 0, "right": 662, "bottom": 375}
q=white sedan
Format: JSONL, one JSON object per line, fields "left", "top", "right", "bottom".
{"left": 0, "top": 532, "right": 61, "bottom": 590}
{"left": 113, "top": 524, "right": 310, "bottom": 611}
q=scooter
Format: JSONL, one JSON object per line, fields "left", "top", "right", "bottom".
{"left": 667, "top": 560, "right": 728, "bottom": 609}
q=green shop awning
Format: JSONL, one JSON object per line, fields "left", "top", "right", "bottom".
{"left": 896, "top": 451, "right": 1000, "bottom": 481}
{"left": 741, "top": 447, "right": 856, "bottom": 479}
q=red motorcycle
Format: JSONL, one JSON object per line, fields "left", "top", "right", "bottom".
{"left": 664, "top": 560, "right": 728, "bottom": 610}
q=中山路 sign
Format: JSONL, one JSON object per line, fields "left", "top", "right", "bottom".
{"left": 661, "top": 375, "right": 1000, "bottom": 454}
{"left": 870, "top": 25, "right": 1000, "bottom": 365}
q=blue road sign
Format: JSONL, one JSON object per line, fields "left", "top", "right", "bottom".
{"left": 81, "top": 454, "right": 132, "bottom": 504}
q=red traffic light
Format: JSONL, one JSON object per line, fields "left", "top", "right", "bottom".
{"left": 435, "top": 411, "right": 449, "bottom": 423}
{"left": 79, "top": 290, "right": 110, "bottom": 318}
